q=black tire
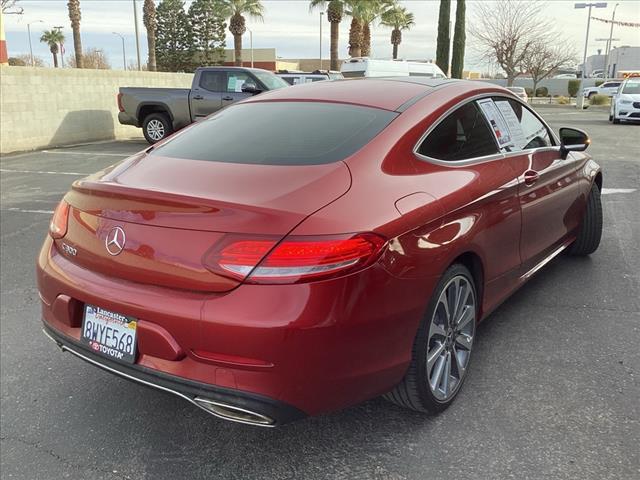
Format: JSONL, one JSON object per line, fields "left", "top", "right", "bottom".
{"left": 384, "top": 264, "right": 477, "bottom": 414}
{"left": 568, "top": 183, "right": 603, "bottom": 256}
{"left": 613, "top": 117, "right": 621, "bottom": 125}
{"left": 142, "top": 112, "right": 173, "bottom": 144}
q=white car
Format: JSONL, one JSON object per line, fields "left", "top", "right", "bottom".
{"left": 610, "top": 78, "right": 640, "bottom": 124}
{"left": 553, "top": 73, "right": 578, "bottom": 79}
{"left": 583, "top": 80, "right": 622, "bottom": 99}
{"left": 506, "top": 86, "right": 528, "bottom": 102}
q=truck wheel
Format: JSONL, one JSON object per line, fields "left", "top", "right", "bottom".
{"left": 143, "top": 113, "right": 173, "bottom": 144}
{"left": 568, "top": 183, "right": 602, "bottom": 256}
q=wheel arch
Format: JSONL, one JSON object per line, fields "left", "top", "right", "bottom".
{"left": 594, "top": 171, "right": 603, "bottom": 191}
{"left": 137, "top": 102, "right": 174, "bottom": 125}
{"left": 449, "top": 251, "right": 485, "bottom": 318}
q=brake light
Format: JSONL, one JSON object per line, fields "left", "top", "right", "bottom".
{"left": 203, "top": 233, "right": 386, "bottom": 284}
{"left": 117, "top": 93, "right": 124, "bottom": 112}
{"left": 49, "top": 200, "right": 70, "bottom": 239}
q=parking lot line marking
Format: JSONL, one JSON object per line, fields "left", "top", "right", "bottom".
{"left": 2, "top": 208, "right": 54, "bottom": 214}
{"left": 602, "top": 188, "right": 636, "bottom": 195}
{"left": 41, "top": 150, "right": 128, "bottom": 157}
{"left": 0, "top": 168, "right": 86, "bottom": 176}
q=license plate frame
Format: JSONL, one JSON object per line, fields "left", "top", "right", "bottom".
{"left": 80, "top": 304, "right": 138, "bottom": 364}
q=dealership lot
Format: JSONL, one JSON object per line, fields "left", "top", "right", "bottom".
{"left": 1, "top": 106, "right": 638, "bottom": 480}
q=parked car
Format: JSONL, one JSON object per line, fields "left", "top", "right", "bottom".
{"left": 610, "top": 77, "right": 640, "bottom": 124}
{"left": 341, "top": 57, "right": 447, "bottom": 78}
{"left": 583, "top": 80, "right": 622, "bottom": 99}
{"left": 117, "top": 66, "right": 289, "bottom": 144}
{"left": 506, "top": 86, "right": 528, "bottom": 102}
{"left": 39, "top": 78, "right": 602, "bottom": 426}
{"left": 277, "top": 70, "right": 343, "bottom": 85}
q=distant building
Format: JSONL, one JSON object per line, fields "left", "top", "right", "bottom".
{"left": 607, "top": 46, "right": 640, "bottom": 77}
{"left": 582, "top": 53, "right": 605, "bottom": 76}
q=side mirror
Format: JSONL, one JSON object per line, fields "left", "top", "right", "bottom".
{"left": 559, "top": 127, "right": 590, "bottom": 159}
{"left": 241, "top": 82, "right": 261, "bottom": 94}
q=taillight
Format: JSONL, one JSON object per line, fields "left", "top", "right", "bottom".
{"left": 203, "top": 233, "right": 386, "bottom": 284}
{"left": 49, "top": 200, "right": 70, "bottom": 239}
{"left": 117, "top": 93, "right": 124, "bottom": 112}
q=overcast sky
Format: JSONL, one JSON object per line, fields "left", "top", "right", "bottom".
{"left": 4, "top": 0, "right": 640, "bottom": 70}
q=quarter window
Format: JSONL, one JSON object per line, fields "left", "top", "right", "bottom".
{"left": 417, "top": 102, "right": 499, "bottom": 161}
{"left": 492, "top": 98, "right": 553, "bottom": 150}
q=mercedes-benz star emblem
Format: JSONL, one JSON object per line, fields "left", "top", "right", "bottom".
{"left": 105, "top": 226, "right": 126, "bottom": 256}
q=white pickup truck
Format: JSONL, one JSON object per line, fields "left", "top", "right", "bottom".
{"left": 582, "top": 80, "right": 622, "bottom": 99}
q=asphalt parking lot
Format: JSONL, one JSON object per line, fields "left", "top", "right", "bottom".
{"left": 1, "top": 106, "right": 638, "bottom": 480}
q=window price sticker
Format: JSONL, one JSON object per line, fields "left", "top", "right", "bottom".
{"left": 477, "top": 98, "right": 513, "bottom": 148}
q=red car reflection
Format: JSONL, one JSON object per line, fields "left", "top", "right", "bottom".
{"left": 37, "top": 78, "right": 603, "bottom": 426}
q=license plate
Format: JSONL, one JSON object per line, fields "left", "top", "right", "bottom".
{"left": 80, "top": 305, "right": 137, "bottom": 364}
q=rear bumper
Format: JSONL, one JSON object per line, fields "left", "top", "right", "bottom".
{"left": 118, "top": 111, "right": 139, "bottom": 127}
{"left": 38, "top": 235, "right": 433, "bottom": 420}
{"left": 42, "top": 323, "right": 305, "bottom": 426}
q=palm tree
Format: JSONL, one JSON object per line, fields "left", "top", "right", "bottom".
{"left": 345, "top": 0, "right": 367, "bottom": 57}
{"left": 221, "top": 0, "right": 264, "bottom": 66}
{"left": 40, "top": 29, "right": 65, "bottom": 68}
{"left": 67, "top": 0, "right": 83, "bottom": 68}
{"left": 346, "top": 0, "right": 393, "bottom": 58}
{"left": 380, "top": 5, "right": 414, "bottom": 60}
{"left": 143, "top": 0, "right": 157, "bottom": 71}
{"left": 310, "top": 0, "right": 345, "bottom": 71}
{"left": 360, "top": 0, "right": 395, "bottom": 57}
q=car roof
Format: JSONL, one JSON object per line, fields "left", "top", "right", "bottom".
{"left": 244, "top": 77, "right": 469, "bottom": 111}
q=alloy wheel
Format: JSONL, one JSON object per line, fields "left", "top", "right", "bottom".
{"left": 147, "top": 119, "right": 165, "bottom": 141}
{"left": 426, "top": 275, "right": 476, "bottom": 402}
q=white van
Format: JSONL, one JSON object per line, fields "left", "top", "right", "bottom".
{"left": 340, "top": 58, "right": 447, "bottom": 79}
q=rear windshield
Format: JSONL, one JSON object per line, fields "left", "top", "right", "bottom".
{"left": 152, "top": 102, "right": 397, "bottom": 165}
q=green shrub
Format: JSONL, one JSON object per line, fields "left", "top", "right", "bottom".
{"left": 595, "top": 80, "right": 604, "bottom": 87}
{"left": 557, "top": 96, "right": 570, "bottom": 105}
{"left": 525, "top": 87, "right": 534, "bottom": 96}
{"left": 590, "top": 94, "right": 609, "bottom": 105}
{"left": 535, "top": 86, "right": 549, "bottom": 97}
{"left": 568, "top": 79, "right": 580, "bottom": 97}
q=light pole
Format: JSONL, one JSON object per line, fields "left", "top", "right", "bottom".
{"left": 319, "top": 11, "right": 324, "bottom": 70}
{"left": 54, "top": 26, "right": 64, "bottom": 67}
{"left": 113, "top": 32, "right": 126, "bottom": 70}
{"left": 132, "top": 0, "right": 141, "bottom": 70}
{"left": 575, "top": 2, "right": 608, "bottom": 109}
{"left": 248, "top": 29, "right": 253, "bottom": 68}
{"left": 603, "top": 2, "right": 619, "bottom": 78}
{"left": 27, "top": 20, "right": 43, "bottom": 66}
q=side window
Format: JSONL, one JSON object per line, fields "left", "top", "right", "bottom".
{"left": 199, "top": 71, "right": 225, "bottom": 92}
{"left": 417, "top": 102, "right": 499, "bottom": 161}
{"left": 493, "top": 98, "right": 552, "bottom": 150}
{"left": 227, "top": 72, "right": 251, "bottom": 92}
{"left": 281, "top": 77, "right": 295, "bottom": 85}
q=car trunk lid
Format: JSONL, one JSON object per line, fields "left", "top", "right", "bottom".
{"left": 60, "top": 152, "right": 351, "bottom": 292}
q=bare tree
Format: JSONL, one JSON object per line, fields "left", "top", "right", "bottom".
{"left": 69, "top": 47, "right": 110, "bottom": 69}
{"left": 469, "top": 0, "right": 548, "bottom": 86}
{"left": 1, "top": 0, "right": 23, "bottom": 14}
{"left": 522, "top": 40, "right": 577, "bottom": 94}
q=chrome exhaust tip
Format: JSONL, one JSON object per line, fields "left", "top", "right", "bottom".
{"left": 194, "top": 397, "right": 275, "bottom": 427}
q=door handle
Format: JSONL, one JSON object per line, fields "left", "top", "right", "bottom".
{"left": 192, "top": 95, "right": 204, "bottom": 100}
{"left": 222, "top": 96, "right": 234, "bottom": 101}
{"left": 524, "top": 170, "right": 540, "bottom": 186}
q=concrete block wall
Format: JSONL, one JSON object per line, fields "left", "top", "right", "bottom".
{"left": 471, "top": 78, "right": 599, "bottom": 96}
{"left": 0, "top": 66, "right": 193, "bottom": 154}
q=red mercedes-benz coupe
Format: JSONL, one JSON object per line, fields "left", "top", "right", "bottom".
{"left": 38, "top": 78, "right": 603, "bottom": 426}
